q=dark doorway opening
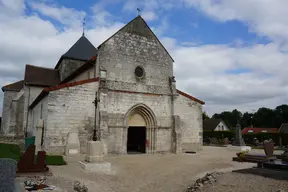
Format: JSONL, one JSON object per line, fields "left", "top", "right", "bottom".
{"left": 127, "top": 126, "right": 146, "bottom": 154}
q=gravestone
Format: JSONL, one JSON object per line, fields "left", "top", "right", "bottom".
{"left": 232, "top": 121, "right": 246, "bottom": 146}
{"left": 253, "top": 138, "right": 260, "bottom": 146}
{"left": 0, "top": 158, "right": 17, "bottom": 192}
{"left": 65, "top": 128, "right": 81, "bottom": 156}
{"left": 211, "top": 137, "right": 219, "bottom": 145}
{"left": 223, "top": 137, "right": 229, "bottom": 145}
{"left": 17, "top": 144, "right": 49, "bottom": 173}
{"left": 263, "top": 139, "right": 274, "bottom": 157}
{"left": 280, "top": 149, "right": 288, "bottom": 162}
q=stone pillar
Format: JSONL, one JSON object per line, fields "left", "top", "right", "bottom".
{"left": 35, "top": 119, "right": 44, "bottom": 153}
{"left": 232, "top": 121, "right": 246, "bottom": 146}
{"left": 173, "top": 115, "right": 182, "bottom": 153}
{"left": 85, "top": 141, "right": 105, "bottom": 163}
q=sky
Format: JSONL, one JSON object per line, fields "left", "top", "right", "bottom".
{"left": 0, "top": 0, "right": 288, "bottom": 116}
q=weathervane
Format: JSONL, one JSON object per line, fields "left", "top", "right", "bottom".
{"left": 82, "top": 16, "right": 86, "bottom": 36}
{"left": 137, "top": 8, "right": 141, "bottom": 16}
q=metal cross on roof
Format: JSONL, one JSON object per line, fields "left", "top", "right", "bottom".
{"left": 137, "top": 8, "right": 141, "bottom": 16}
{"left": 82, "top": 16, "right": 86, "bottom": 36}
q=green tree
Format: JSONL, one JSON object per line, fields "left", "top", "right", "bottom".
{"left": 253, "top": 107, "right": 275, "bottom": 127}
{"left": 202, "top": 112, "right": 210, "bottom": 120}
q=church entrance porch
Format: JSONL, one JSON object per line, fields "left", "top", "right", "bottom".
{"left": 127, "top": 126, "right": 146, "bottom": 154}
{"left": 124, "top": 104, "right": 157, "bottom": 154}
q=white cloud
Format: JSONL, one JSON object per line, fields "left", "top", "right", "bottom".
{"left": 141, "top": 11, "right": 158, "bottom": 21}
{"left": 0, "top": 0, "right": 26, "bottom": 16}
{"left": 90, "top": 3, "right": 113, "bottom": 26}
{"left": 29, "top": 2, "right": 86, "bottom": 28}
{"left": 183, "top": 0, "right": 288, "bottom": 44}
{"left": 0, "top": 1, "right": 123, "bottom": 113}
{"left": 122, "top": 0, "right": 159, "bottom": 21}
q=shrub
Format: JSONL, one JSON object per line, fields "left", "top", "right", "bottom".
{"left": 0, "top": 143, "right": 21, "bottom": 160}
{"left": 203, "top": 130, "right": 234, "bottom": 140}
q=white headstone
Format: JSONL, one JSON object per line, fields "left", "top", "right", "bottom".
{"left": 65, "top": 128, "right": 81, "bottom": 156}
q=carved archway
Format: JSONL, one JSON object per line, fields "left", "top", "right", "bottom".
{"left": 124, "top": 103, "right": 157, "bottom": 154}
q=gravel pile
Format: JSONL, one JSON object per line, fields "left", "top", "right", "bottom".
{"left": 187, "top": 172, "right": 222, "bottom": 192}
{"left": 196, "top": 172, "right": 288, "bottom": 192}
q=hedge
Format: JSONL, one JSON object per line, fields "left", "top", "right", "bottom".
{"left": 203, "top": 131, "right": 234, "bottom": 140}
{"left": 0, "top": 143, "right": 67, "bottom": 165}
{"left": 203, "top": 131, "right": 288, "bottom": 146}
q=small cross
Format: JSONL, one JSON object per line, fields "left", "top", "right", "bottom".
{"left": 82, "top": 16, "right": 86, "bottom": 36}
{"left": 137, "top": 8, "right": 141, "bottom": 16}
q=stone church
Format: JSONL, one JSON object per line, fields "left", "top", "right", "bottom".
{"left": 1, "top": 16, "right": 205, "bottom": 155}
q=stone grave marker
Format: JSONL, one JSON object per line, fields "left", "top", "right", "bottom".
{"left": 223, "top": 137, "right": 229, "bottom": 145}
{"left": 232, "top": 121, "right": 245, "bottom": 146}
{"left": 263, "top": 139, "right": 274, "bottom": 157}
{"left": 211, "top": 137, "right": 219, "bottom": 144}
{"left": 0, "top": 158, "right": 17, "bottom": 192}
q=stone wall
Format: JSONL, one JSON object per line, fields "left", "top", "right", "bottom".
{"left": 0, "top": 91, "right": 18, "bottom": 135}
{"left": 58, "top": 59, "right": 86, "bottom": 81}
{"left": 43, "top": 81, "right": 98, "bottom": 154}
{"left": 24, "top": 86, "right": 44, "bottom": 137}
{"left": 99, "top": 90, "right": 172, "bottom": 154}
{"left": 174, "top": 94, "right": 203, "bottom": 152}
{"left": 68, "top": 67, "right": 95, "bottom": 83}
{"left": 15, "top": 95, "right": 25, "bottom": 136}
{"left": 98, "top": 18, "right": 173, "bottom": 95}
{"left": 97, "top": 17, "right": 175, "bottom": 154}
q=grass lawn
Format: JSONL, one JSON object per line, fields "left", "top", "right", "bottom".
{"left": 0, "top": 143, "right": 67, "bottom": 165}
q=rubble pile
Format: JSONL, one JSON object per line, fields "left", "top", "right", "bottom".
{"left": 73, "top": 181, "right": 88, "bottom": 192}
{"left": 187, "top": 172, "right": 221, "bottom": 192}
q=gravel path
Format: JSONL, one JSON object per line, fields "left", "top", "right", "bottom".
{"left": 16, "top": 146, "right": 259, "bottom": 192}
{"left": 199, "top": 172, "right": 288, "bottom": 192}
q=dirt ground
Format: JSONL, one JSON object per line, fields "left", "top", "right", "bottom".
{"left": 17, "top": 146, "right": 281, "bottom": 192}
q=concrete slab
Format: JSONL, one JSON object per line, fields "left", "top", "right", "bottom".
{"left": 227, "top": 145, "right": 252, "bottom": 152}
{"left": 78, "top": 161, "right": 113, "bottom": 175}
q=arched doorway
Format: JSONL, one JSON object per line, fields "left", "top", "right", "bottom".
{"left": 124, "top": 104, "right": 157, "bottom": 154}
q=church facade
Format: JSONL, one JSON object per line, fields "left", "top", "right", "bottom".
{"left": 1, "top": 16, "right": 205, "bottom": 155}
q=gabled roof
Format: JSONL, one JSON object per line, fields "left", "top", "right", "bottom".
{"left": 176, "top": 89, "right": 205, "bottom": 105}
{"left": 25, "top": 65, "right": 60, "bottom": 87}
{"left": 55, "top": 35, "right": 97, "bottom": 69}
{"left": 279, "top": 123, "right": 288, "bottom": 133}
{"left": 30, "top": 57, "right": 97, "bottom": 109}
{"left": 203, "top": 119, "right": 221, "bottom": 131}
{"left": 2, "top": 80, "right": 24, "bottom": 92}
{"left": 242, "top": 127, "right": 279, "bottom": 134}
{"left": 97, "top": 16, "right": 174, "bottom": 62}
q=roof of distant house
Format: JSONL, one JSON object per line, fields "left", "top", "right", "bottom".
{"left": 203, "top": 119, "right": 222, "bottom": 131}
{"left": 24, "top": 65, "right": 60, "bottom": 87}
{"left": 279, "top": 123, "right": 288, "bottom": 133}
{"left": 1, "top": 80, "right": 24, "bottom": 92}
{"left": 242, "top": 127, "right": 279, "bottom": 134}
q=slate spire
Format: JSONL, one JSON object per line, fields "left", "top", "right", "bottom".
{"left": 62, "top": 35, "right": 97, "bottom": 61}
{"left": 55, "top": 34, "right": 97, "bottom": 69}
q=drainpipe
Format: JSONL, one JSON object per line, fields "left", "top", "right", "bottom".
{"left": 25, "top": 85, "right": 31, "bottom": 138}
